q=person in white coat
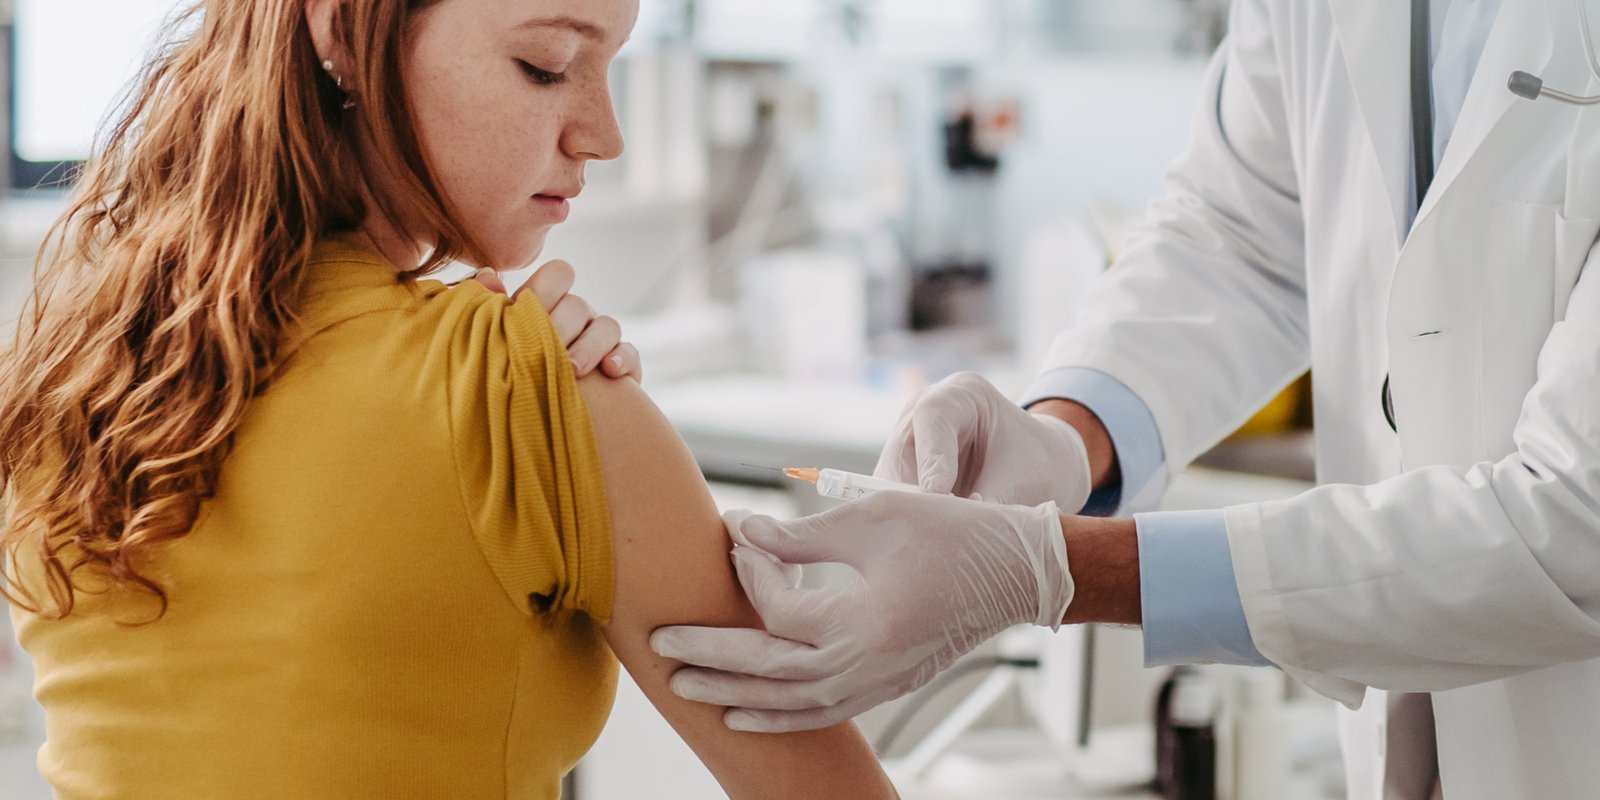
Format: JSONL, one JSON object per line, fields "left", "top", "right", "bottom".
{"left": 650, "top": 0, "right": 1600, "bottom": 796}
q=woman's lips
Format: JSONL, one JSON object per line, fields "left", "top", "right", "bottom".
{"left": 531, "top": 195, "right": 571, "bottom": 223}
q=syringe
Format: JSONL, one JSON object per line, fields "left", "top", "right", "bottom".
{"left": 782, "top": 467, "right": 923, "bottom": 502}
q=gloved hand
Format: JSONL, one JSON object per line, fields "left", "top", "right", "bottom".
{"left": 650, "top": 491, "right": 1074, "bottom": 733}
{"left": 874, "top": 372, "right": 1093, "bottom": 511}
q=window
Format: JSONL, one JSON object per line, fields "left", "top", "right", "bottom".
{"left": 9, "top": 0, "right": 182, "bottom": 189}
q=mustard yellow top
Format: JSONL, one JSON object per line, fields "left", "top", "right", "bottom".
{"left": 8, "top": 241, "right": 617, "bottom": 799}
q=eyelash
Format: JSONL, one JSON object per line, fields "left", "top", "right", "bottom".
{"left": 517, "top": 60, "right": 568, "bottom": 86}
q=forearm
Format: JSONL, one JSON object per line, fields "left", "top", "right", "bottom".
{"left": 1058, "top": 513, "right": 1141, "bottom": 626}
{"left": 1031, "top": 399, "right": 1118, "bottom": 490}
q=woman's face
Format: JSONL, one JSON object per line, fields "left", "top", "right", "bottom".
{"left": 403, "top": 0, "right": 636, "bottom": 269}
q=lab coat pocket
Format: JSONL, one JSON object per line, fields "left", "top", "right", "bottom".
{"left": 1478, "top": 202, "right": 1560, "bottom": 459}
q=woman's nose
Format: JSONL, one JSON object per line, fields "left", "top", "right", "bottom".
{"left": 565, "top": 87, "right": 625, "bottom": 162}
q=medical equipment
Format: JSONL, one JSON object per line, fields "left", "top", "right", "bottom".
{"left": 1410, "top": 0, "right": 1437, "bottom": 213}
{"left": 1509, "top": 0, "right": 1600, "bottom": 105}
{"left": 783, "top": 467, "right": 923, "bottom": 501}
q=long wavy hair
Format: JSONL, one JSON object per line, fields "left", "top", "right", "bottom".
{"left": 0, "top": 0, "right": 480, "bottom": 619}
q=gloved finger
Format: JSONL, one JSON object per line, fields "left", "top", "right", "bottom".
{"left": 909, "top": 407, "right": 963, "bottom": 495}
{"left": 599, "top": 342, "right": 642, "bottom": 383}
{"left": 565, "top": 315, "right": 623, "bottom": 376}
{"left": 726, "top": 513, "right": 803, "bottom": 586}
{"left": 723, "top": 509, "right": 758, "bottom": 547}
{"left": 471, "top": 268, "right": 509, "bottom": 295}
{"left": 546, "top": 294, "right": 598, "bottom": 352}
{"left": 967, "top": 483, "right": 1019, "bottom": 506}
{"left": 650, "top": 626, "right": 831, "bottom": 680}
{"left": 872, "top": 416, "right": 921, "bottom": 486}
{"left": 519, "top": 258, "right": 577, "bottom": 311}
{"left": 733, "top": 547, "right": 830, "bottom": 641}
{"left": 724, "top": 701, "right": 867, "bottom": 734}
{"left": 734, "top": 509, "right": 868, "bottom": 567}
{"left": 669, "top": 668, "right": 847, "bottom": 711}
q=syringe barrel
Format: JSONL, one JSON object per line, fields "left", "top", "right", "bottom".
{"left": 814, "top": 470, "right": 922, "bottom": 501}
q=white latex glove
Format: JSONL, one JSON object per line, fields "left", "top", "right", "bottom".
{"left": 649, "top": 491, "right": 1074, "bottom": 734}
{"left": 875, "top": 372, "right": 1093, "bottom": 511}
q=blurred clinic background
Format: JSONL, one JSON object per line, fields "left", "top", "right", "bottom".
{"left": 0, "top": 1, "right": 1344, "bottom": 798}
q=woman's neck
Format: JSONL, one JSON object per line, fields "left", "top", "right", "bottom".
{"left": 339, "top": 211, "right": 425, "bottom": 273}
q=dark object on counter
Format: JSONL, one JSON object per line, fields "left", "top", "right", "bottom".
{"left": 943, "top": 111, "right": 999, "bottom": 174}
{"left": 1166, "top": 672, "right": 1219, "bottom": 800}
{"left": 1151, "top": 665, "right": 1194, "bottom": 795}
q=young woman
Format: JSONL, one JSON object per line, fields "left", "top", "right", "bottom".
{"left": 0, "top": 1, "right": 897, "bottom": 797}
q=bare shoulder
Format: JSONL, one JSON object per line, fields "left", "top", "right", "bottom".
{"left": 574, "top": 374, "right": 896, "bottom": 799}
{"left": 574, "top": 374, "right": 748, "bottom": 626}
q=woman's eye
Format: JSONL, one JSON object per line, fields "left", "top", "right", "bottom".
{"left": 517, "top": 60, "right": 567, "bottom": 86}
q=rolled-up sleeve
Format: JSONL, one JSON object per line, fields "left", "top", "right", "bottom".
{"left": 1138, "top": 509, "right": 1271, "bottom": 667}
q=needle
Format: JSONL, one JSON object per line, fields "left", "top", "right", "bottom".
{"left": 741, "top": 463, "right": 823, "bottom": 483}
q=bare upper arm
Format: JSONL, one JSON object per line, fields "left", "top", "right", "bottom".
{"left": 576, "top": 374, "right": 896, "bottom": 799}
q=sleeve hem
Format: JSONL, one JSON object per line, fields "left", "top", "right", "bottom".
{"left": 503, "top": 297, "right": 616, "bottom": 625}
{"left": 1137, "top": 509, "right": 1272, "bottom": 668}
{"left": 439, "top": 284, "right": 616, "bottom": 624}
{"left": 1224, "top": 502, "right": 1368, "bottom": 709}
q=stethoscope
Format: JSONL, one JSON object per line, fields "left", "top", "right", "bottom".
{"left": 1509, "top": 0, "right": 1600, "bottom": 104}
{"left": 1386, "top": 0, "right": 1598, "bottom": 432}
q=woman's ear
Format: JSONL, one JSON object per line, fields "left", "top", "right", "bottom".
{"left": 303, "top": 0, "right": 347, "bottom": 73}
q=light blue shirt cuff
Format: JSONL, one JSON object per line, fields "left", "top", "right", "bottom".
{"left": 1020, "top": 367, "right": 1164, "bottom": 517}
{"left": 1136, "top": 509, "right": 1272, "bottom": 667}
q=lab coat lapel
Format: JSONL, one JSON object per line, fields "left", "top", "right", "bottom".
{"left": 1327, "top": 0, "right": 1412, "bottom": 247}
{"left": 1414, "top": 0, "right": 1555, "bottom": 224}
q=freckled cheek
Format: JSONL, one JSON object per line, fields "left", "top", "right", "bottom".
{"left": 407, "top": 76, "right": 485, "bottom": 202}
{"left": 463, "top": 85, "right": 558, "bottom": 189}
{"left": 417, "top": 83, "right": 544, "bottom": 217}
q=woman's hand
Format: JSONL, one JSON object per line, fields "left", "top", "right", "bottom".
{"left": 473, "top": 261, "right": 642, "bottom": 382}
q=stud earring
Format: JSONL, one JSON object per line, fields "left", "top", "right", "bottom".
{"left": 321, "top": 58, "right": 356, "bottom": 110}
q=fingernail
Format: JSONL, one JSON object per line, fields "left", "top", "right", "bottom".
{"left": 649, "top": 631, "right": 670, "bottom": 656}
{"left": 609, "top": 356, "right": 624, "bottom": 371}
{"left": 668, "top": 672, "right": 692, "bottom": 696}
{"left": 571, "top": 358, "right": 583, "bottom": 372}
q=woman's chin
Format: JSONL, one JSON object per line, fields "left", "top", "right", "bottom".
{"left": 479, "top": 231, "right": 550, "bottom": 271}
{"left": 496, "top": 230, "right": 553, "bottom": 270}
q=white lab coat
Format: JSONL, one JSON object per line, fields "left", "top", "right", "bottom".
{"left": 1040, "top": 0, "right": 1600, "bottom": 797}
